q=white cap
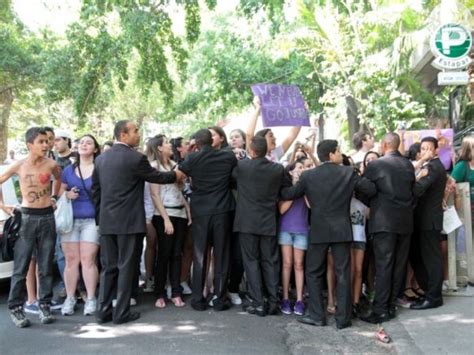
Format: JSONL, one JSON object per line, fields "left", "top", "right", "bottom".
{"left": 55, "top": 129, "right": 71, "bottom": 139}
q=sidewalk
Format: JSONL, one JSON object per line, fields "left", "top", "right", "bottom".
{"left": 386, "top": 287, "right": 474, "bottom": 354}
{"left": 286, "top": 287, "right": 474, "bottom": 354}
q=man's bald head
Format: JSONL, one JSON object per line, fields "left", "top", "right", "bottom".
{"left": 382, "top": 132, "right": 400, "bottom": 152}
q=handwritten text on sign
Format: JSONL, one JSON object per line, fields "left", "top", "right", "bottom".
{"left": 251, "top": 84, "right": 310, "bottom": 127}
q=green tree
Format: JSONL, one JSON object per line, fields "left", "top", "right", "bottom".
{"left": 0, "top": 0, "right": 44, "bottom": 160}
{"left": 292, "top": 0, "right": 451, "bottom": 140}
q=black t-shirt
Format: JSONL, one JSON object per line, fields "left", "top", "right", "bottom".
{"left": 179, "top": 146, "right": 237, "bottom": 218}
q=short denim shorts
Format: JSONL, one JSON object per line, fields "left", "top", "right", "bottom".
{"left": 278, "top": 231, "right": 308, "bottom": 250}
{"left": 351, "top": 241, "right": 366, "bottom": 251}
{"left": 60, "top": 218, "right": 99, "bottom": 245}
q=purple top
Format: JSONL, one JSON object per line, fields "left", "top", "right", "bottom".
{"left": 280, "top": 197, "right": 309, "bottom": 234}
{"left": 61, "top": 165, "right": 95, "bottom": 219}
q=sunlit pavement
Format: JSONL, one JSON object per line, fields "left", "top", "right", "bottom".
{"left": 0, "top": 280, "right": 472, "bottom": 354}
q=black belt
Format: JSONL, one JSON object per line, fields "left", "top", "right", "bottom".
{"left": 164, "top": 205, "right": 185, "bottom": 210}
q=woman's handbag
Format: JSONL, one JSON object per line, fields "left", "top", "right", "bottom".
{"left": 54, "top": 194, "right": 73, "bottom": 234}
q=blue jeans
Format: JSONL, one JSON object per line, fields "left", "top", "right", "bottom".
{"left": 8, "top": 207, "right": 56, "bottom": 308}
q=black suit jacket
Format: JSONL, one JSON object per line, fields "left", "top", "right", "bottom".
{"left": 413, "top": 158, "right": 447, "bottom": 231}
{"left": 281, "top": 163, "right": 376, "bottom": 244}
{"left": 363, "top": 151, "right": 415, "bottom": 235}
{"left": 179, "top": 145, "right": 237, "bottom": 218}
{"left": 92, "top": 143, "right": 176, "bottom": 235}
{"left": 232, "top": 157, "right": 285, "bottom": 236}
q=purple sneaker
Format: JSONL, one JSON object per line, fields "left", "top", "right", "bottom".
{"left": 281, "top": 299, "right": 292, "bottom": 315}
{"left": 294, "top": 301, "right": 305, "bottom": 316}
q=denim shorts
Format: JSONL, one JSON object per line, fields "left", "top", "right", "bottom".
{"left": 352, "top": 241, "right": 366, "bottom": 251}
{"left": 60, "top": 218, "right": 99, "bottom": 245}
{"left": 278, "top": 231, "right": 308, "bottom": 250}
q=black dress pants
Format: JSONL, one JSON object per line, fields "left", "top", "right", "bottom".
{"left": 97, "top": 234, "right": 137, "bottom": 323}
{"left": 191, "top": 212, "right": 232, "bottom": 306}
{"left": 239, "top": 233, "right": 279, "bottom": 307}
{"left": 131, "top": 234, "right": 144, "bottom": 300}
{"left": 411, "top": 229, "right": 443, "bottom": 303}
{"left": 153, "top": 215, "right": 187, "bottom": 299}
{"left": 228, "top": 232, "right": 244, "bottom": 293}
{"left": 306, "top": 242, "right": 351, "bottom": 325}
{"left": 372, "top": 232, "right": 411, "bottom": 314}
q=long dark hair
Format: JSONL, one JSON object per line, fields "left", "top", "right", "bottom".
{"left": 209, "top": 126, "right": 228, "bottom": 148}
{"left": 73, "top": 134, "right": 101, "bottom": 168}
{"left": 170, "top": 137, "right": 184, "bottom": 163}
{"left": 145, "top": 136, "right": 160, "bottom": 162}
{"left": 363, "top": 151, "right": 380, "bottom": 169}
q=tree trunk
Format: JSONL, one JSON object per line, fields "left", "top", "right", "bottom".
{"left": 0, "top": 87, "right": 14, "bottom": 162}
{"left": 345, "top": 95, "right": 360, "bottom": 139}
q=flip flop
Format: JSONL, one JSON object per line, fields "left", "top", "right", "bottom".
{"left": 171, "top": 297, "right": 186, "bottom": 308}
{"left": 155, "top": 298, "right": 166, "bottom": 309}
{"left": 376, "top": 328, "right": 392, "bottom": 344}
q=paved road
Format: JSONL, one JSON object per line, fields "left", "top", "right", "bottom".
{"left": 0, "top": 279, "right": 472, "bottom": 354}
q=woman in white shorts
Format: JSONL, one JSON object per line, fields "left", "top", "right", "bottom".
{"left": 59, "top": 134, "right": 101, "bottom": 316}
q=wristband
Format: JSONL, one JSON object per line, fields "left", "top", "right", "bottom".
{"left": 51, "top": 195, "right": 58, "bottom": 202}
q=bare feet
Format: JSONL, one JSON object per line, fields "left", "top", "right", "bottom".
{"left": 155, "top": 298, "right": 166, "bottom": 309}
{"left": 171, "top": 297, "right": 185, "bottom": 307}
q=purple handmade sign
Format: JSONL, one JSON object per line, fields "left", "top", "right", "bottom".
{"left": 251, "top": 84, "right": 310, "bottom": 127}
{"left": 403, "top": 128, "right": 454, "bottom": 170}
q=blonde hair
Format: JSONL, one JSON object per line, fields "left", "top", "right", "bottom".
{"left": 458, "top": 135, "right": 474, "bottom": 162}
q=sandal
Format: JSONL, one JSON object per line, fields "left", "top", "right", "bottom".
{"left": 155, "top": 298, "right": 166, "bottom": 309}
{"left": 376, "top": 328, "right": 391, "bottom": 343}
{"left": 412, "top": 287, "right": 425, "bottom": 298}
{"left": 403, "top": 288, "right": 420, "bottom": 301}
{"left": 327, "top": 305, "right": 336, "bottom": 314}
{"left": 171, "top": 297, "right": 186, "bottom": 308}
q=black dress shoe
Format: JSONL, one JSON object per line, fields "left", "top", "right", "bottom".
{"left": 213, "top": 299, "right": 231, "bottom": 312}
{"left": 359, "top": 311, "right": 391, "bottom": 324}
{"left": 298, "top": 316, "right": 326, "bottom": 327}
{"left": 388, "top": 305, "right": 397, "bottom": 319}
{"left": 410, "top": 299, "right": 443, "bottom": 310}
{"left": 267, "top": 303, "right": 281, "bottom": 316}
{"left": 191, "top": 301, "right": 208, "bottom": 311}
{"left": 96, "top": 314, "right": 112, "bottom": 324}
{"left": 247, "top": 305, "right": 266, "bottom": 317}
{"left": 113, "top": 311, "right": 140, "bottom": 325}
{"left": 336, "top": 321, "right": 352, "bottom": 330}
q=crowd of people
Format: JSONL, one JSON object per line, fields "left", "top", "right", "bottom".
{"left": 0, "top": 97, "right": 473, "bottom": 330}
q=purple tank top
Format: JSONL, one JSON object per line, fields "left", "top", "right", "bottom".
{"left": 280, "top": 197, "right": 309, "bottom": 234}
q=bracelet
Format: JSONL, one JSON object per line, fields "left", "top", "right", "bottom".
{"left": 51, "top": 195, "right": 58, "bottom": 202}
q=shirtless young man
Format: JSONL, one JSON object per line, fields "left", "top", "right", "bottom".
{"left": 0, "top": 127, "right": 61, "bottom": 328}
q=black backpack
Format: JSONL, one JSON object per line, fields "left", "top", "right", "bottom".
{"left": 0, "top": 209, "right": 21, "bottom": 262}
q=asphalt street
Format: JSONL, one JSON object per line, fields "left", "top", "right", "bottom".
{"left": 0, "top": 279, "right": 472, "bottom": 354}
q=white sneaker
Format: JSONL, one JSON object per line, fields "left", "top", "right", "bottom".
{"left": 84, "top": 298, "right": 97, "bottom": 316}
{"left": 228, "top": 292, "right": 242, "bottom": 305}
{"left": 442, "top": 280, "right": 449, "bottom": 292}
{"left": 61, "top": 297, "right": 77, "bottom": 316}
{"left": 143, "top": 277, "right": 154, "bottom": 293}
{"left": 180, "top": 281, "right": 192, "bottom": 295}
{"left": 208, "top": 295, "right": 218, "bottom": 307}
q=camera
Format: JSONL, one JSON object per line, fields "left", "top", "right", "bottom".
{"left": 237, "top": 149, "right": 248, "bottom": 160}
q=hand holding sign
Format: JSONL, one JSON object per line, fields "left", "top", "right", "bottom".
{"left": 251, "top": 84, "right": 310, "bottom": 127}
